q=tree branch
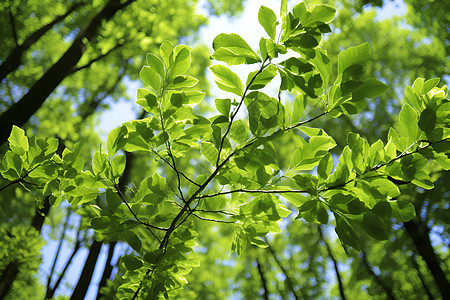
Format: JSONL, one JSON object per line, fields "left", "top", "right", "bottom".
{"left": 360, "top": 249, "right": 397, "bottom": 300}
{"left": 45, "top": 207, "right": 71, "bottom": 296}
{"left": 318, "top": 226, "right": 346, "bottom": 300}
{"left": 215, "top": 57, "right": 270, "bottom": 167}
{"left": 45, "top": 222, "right": 83, "bottom": 299}
{"left": 8, "top": 10, "right": 19, "bottom": 47}
{"left": 197, "top": 188, "right": 309, "bottom": 199}
{"left": 256, "top": 257, "right": 269, "bottom": 300}
{"left": 69, "top": 42, "right": 125, "bottom": 75}
{"left": 263, "top": 237, "right": 300, "bottom": 300}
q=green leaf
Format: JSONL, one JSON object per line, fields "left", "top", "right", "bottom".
{"left": 1, "top": 151, "right": 22, "bottom": 180}
{"left": 92, "top": 151, "right": 108, "bottom": 176}
{"left": 258, "top": 6, "right": 277, "bottom": 40}
{"left": 390, "top": 200, "right": 416, "bottom": 222}
{"left": 106, "top": 126, "right": 127, "bottom": 156}
{"left": 398, "top": 104, "right": 419, "bottom": 144}
{"left": 335, "top": 216, "right": 360, "bottom": 250}
{"left": 436, "top": 101, "right": 450, "bottom": 123}
{"left": 351, "top": 78, "right": 389, "bottom": 100}
{"left": 209, "top": 65, "right": 244, "bottom": 96}
{"left": 292, "top": 2, "right": 308, "bottom": 22}
{"left": 140, "top": 66, "right": 162, "bottom": 95}
{"left": 291, "top": 95, "right": 307, "bottom": 124}
{"left": 246, "top": 65, "right": 278, "bottom": 90}
{"left": 159, "top": 40, "right": 174, "bottom": 68}
{"left": 215, "top": 98, "right": 231, "bottom": 116}
{"left": 317, "top": 153, "right": 333, "bottom": 181}
{"left": 136, "top": 89, "right": 158, "bottom": 113}
{"left": 106, "top": 189, "right": 122, "bottom": 212}
{"left": 111, "top": 155, "right": 126, "bottom": 179}
{"left": 316, "top": 201, "right": 328, "bottom": 224}
{"left": 372, "top": 201, "right": 392, "bottom": 218}
{"left": 212, "top": 33, "right": 261, "bottom": 65}
{"left": 338, "top": 43, "right": 371, "bottom": 75}
{"left": 311, "top": 49, "right": 332, "bottom": 87}
{"left": 230, "top": 120, "right": 247, "bottom": 144}
{"left": 201, "top": 141, "right": 219, "bottom": 166}
{"left": 282, "top": 193, "right": 308, "bottom": 207}
{"left": 167, "top": 75, "right": 198, "bottom": 90}
{"left": 288, "top": 135, "right": 336, "bottom": 172}
{"left": 173, "top": 45, "right": 191, "bottom": 76}
{"left": 8, "top": 126, "right": 29, "bottom": 156}
{"left": 122, "top": 232, "right": 143, "bottom": 253}
{"left": 362, "top": 212, "right": 388, "bottom": 240}
{"left": 146, "top": 53, "right": 165, "bottom": 78}
{"left": 303, "top": 4, "right": 336, "bottom": 25}
{"left": 121, "top": 255, "right": 143, "bottom": 270}
{"left": 418, "top": 107, "right": 436, "bottom": 135}
{"left": 292, "top": 174, "right": 318, "bottom": 195}
{"left": 422, "top": 78, "right": 440, "bottom": 93}
{"left": 347, "top": 199, "right": 366, "bottom": 214}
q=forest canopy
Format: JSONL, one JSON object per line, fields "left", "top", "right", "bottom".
{"left": 0, "top": 0, "right": 449, "bottom": 299}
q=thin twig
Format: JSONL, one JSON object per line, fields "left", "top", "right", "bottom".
{"left": 197, "top": 188, "right": 309, "bottom": 199}
{"left": 69, "top": 42, "right": 125, "bottom": 74}
{"left": 114, "top": 185, "right": 168, "bottom": 232}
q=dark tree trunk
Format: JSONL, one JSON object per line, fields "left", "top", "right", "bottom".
{"left": 96, "top": 242, "right": 117, "bottom": 299}
{"left": 45, "top": 229, "right": 82, "bottom": 299}
{"left": 70, "top": 240, "right": 103, "bottom": 300}
{"left": 0, "top": 0, "right": 135, "bottom": 145}
{"left": 256, "top": 257, "right": 269, "bottom": 300}
{"left": 404, "top": 219, "right": 450, "bottom": 299}
{"left": 0, "top": 2, "right": 85, "bottom": 81}
{"left": 0, "top": 263, "right": 18, "bottom": 300}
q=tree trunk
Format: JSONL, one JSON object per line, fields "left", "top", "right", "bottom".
{"left": 0, "top": 263, "right": 18, "bottom": 300}
{"left": 70, "top": 240, "right": 103, "bottom": 300}
{"left": 96, "top": 242, "right": 117, "bottom": 299}
{"left": 0, "top": 2, "right": 85, "bottom": 81}
{"left": 0, "top": 0, "right": 135, "bottom": 145}
{"left": 404, "top": 219, "right": 450, "bottom": 299}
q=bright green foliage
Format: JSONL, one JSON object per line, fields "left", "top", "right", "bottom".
{"left": 1, "top": 1, "right": 449, "bottom": 299}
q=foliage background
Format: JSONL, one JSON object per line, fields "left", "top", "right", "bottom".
{"left": 0, "top": 0, "right": 448, "bottom": 299}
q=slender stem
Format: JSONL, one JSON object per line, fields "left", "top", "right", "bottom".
{"left": 285, "top": 111, "right": 328, "bottom": 131}
{"left": 0, "top": 163, "right": 41, "bottom": 191}
{"left": 151, "top": 147, "right": 201, "bottom": 187}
